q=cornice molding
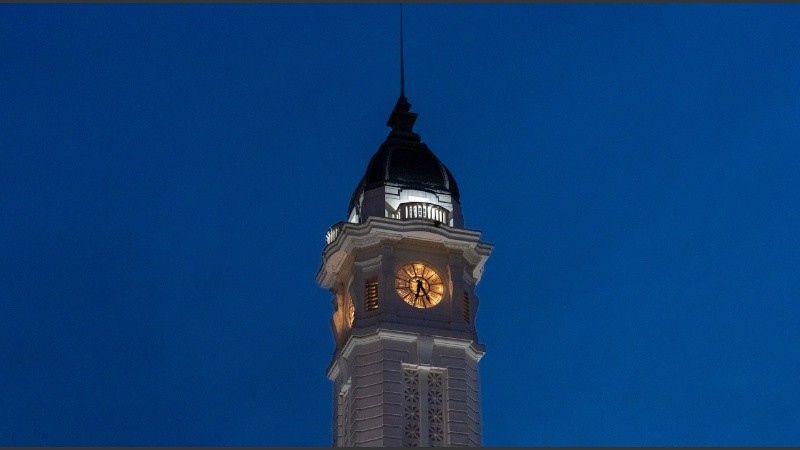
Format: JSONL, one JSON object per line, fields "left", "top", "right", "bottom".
{"left": 327, "top": 327, "right": 485, "bottom": 380}
{"left": 317, "top": 217, "right": 493, "bottom": 288}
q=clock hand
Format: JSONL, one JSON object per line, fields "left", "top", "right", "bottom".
{"left": 418, "top": 285, "right": 431, "bottom": 304}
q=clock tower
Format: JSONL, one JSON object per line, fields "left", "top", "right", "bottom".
{"left": 317, "top": 94, "right": 492, "bottom": 447}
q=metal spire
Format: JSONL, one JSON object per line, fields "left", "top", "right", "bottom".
{"left": 400, "top": 2, "right": 405, "bottom": 98}
{"left": 386, "top": 2, "right": 417, "bottom": 135}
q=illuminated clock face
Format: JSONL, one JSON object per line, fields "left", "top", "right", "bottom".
{"left": 395, "top": 262, "right": 444, "bottom": 309}
{"left": 347, "top": 299, "right": 355, "bottom": 326}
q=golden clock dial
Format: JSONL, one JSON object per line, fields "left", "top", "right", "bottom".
{"left": 395, "top": 262, "right": 444, "bottom": 309}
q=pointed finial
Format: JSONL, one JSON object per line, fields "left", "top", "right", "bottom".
{"left": 400, "top": 2, "right": 405, "bottom": 98}
{"left": 386, "top": 2, "right": 418, "bottom": 138}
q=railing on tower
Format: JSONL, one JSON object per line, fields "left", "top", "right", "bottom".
{"left": 398, "top": 202, "right": 450, "bottom": 225}
{"left": 325, "top": 203, "right": 450, "bottom": 245}
{"left": 325, "top": 222, "right": 345, "bottom": 245}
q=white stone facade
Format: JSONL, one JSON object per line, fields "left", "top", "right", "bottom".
{"left": 318, "top": 217, "right": 492, "bottom": 447}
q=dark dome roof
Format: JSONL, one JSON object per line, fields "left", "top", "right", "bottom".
{"left": 348, "top": 97, "right": 460, "bottom": 215}
{"left": 361, "top": 141, "right": 460, "bottom": 196}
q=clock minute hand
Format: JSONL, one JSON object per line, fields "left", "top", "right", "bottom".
{"left": 418, "top": 285, "right": 431, "bottom": 304}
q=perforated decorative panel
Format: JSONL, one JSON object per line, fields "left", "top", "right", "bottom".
{"left": 402, "top": 367, "right": 421, "bottom": 447}
{"left": 427, "top": 370, "right": 446, "bottom": 446}
{"left": 336, "top": 380, "right": 354, "bottom": 447}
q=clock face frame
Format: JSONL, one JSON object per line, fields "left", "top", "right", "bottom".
{"left": 395, "top": 262, "right": 445, "bottom": 309}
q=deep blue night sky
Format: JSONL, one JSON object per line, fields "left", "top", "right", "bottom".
{"left": 2, "top": 3, "right": 799, "bottom": 446}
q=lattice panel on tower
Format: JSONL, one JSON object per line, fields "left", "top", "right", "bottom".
{"left": 427, "top": 370, "right": 446, "bottom": 446}
{"left": 333, "top": 392, "right": 338, "bottom": 447}
{"left": 401, "top": 367, "right": 421, "bottom": 447}
{"left": 365, "top": 277, "right": 379, "bottom": 311}
{"left": 344, "top": 385, "right": 355, "bottom": 446}
{"left": 336, "top": 380, "right": 354, "bottom": 447}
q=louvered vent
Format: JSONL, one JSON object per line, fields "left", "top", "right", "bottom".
{"left": 463, "top": 290, "right": 471, "bottom": 323}
{"left": 365, "top": 278, "right": 379, "bottom": 311}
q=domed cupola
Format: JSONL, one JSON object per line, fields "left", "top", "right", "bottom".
{"left": 347, "top": 96, "right": 464, "bottom": 229}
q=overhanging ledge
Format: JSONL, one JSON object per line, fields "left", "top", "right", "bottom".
{"left": 316, "top": 216, "right": 493, "bottom": 289}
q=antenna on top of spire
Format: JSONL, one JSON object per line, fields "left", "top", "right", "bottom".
{"left": 386, "top": 2, "right": 417, "bottom": 134}
{"left": 400, "top": 2, "right": 405, "bottom": 98}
